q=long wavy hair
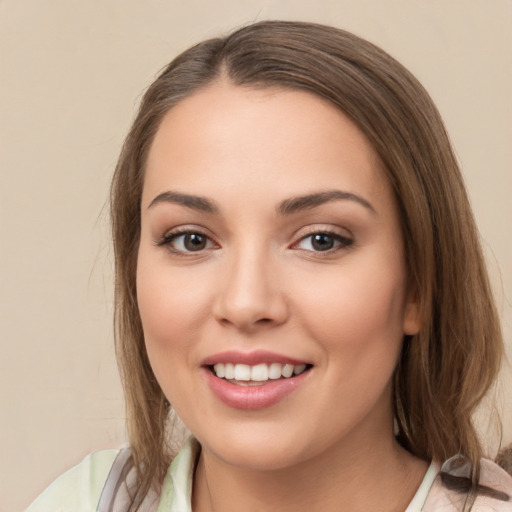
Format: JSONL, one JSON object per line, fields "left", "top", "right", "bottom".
{"left": 110, "top": 21, "right": 504, "bottom": 510}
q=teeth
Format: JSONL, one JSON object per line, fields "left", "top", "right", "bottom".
{"left": 212, "top": 362, "right": 308, "bottom": 381}
{"left": 282, "top": 364, "right": 294, "bottom": 378}
{"left": 268, "top": 363, "right": 282, "bottom": 379}
{"left": 225, "top": 363, "right": 235, "bottom": 380}
{"left": 251, "top": 363, "right": 268, "bottom": 381}
{"left": 234, "top": 364, "right": 251, "bottom": 381}
{"left": 293, "top": 364, "right": 306, "bottom": 375}
{"left": 215, "top": 363, "right": 226, "bottom": 378}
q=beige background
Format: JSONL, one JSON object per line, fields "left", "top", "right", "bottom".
{"left": 1, "top": 1, "right": 510, "bottom": 510}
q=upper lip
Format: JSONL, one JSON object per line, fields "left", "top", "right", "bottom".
{"left": 202, "top": 350, "right": 311, "bottom": 367}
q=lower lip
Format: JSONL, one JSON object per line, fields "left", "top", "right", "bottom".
{"left": 203, "top": 367, "right": 310, "bottom": 410}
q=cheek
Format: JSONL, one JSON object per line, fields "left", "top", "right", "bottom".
{"left": 291, "top": 255, "right": 408, "bottom": 359}
{"left": 292, "top": 259, "right": 407, "bottom": 424}
{"left": 136, "top": 255, "right": 213, "bottom": 372}
{"left": 136, "top": 260, "right": 215, "bottom": 412}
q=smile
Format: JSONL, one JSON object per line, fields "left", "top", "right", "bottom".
{"left": 202, "top": 352, "right": 313, "bottom": 410}
{"left": 212, "top": 362, "right": 309, "bottom": 384}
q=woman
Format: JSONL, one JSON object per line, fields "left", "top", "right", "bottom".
{"left": 27, "top": 21, "right": 511, "bottom": 512}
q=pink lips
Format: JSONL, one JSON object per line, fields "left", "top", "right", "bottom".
{"left": 202, "top": 349, "right": 309, "bottom": 366}
{"left": 201, "top": 350, "right": 312, "bottom": 410}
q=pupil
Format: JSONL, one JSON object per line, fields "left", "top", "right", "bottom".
{"left": 185, "top": 233, "right": 206, "bottom": 251}
{"left": 312, "top": 234, "right": 334, "bottom": 251}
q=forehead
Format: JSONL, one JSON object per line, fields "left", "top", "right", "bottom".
{"left": 143, "top": 81, "right": 393, "bottom": 213}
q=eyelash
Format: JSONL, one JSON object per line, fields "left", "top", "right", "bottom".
{"left": 155, "top": 228, "right": 216, "bottom": 256}
{"left": 155, "top": 228, "right": 353, "bottom": 256}
{"left": 292, "top": 229, "right": 354, "bottom": 254}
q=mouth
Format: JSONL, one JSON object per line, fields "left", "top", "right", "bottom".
{"left": 208, "top": 362, "right": 312, "bottom": 386}
{"left": 202, "top": 352, "right": 313, "bottom": 410}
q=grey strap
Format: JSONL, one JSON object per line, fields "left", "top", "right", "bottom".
{"left": 97, "top": 448, "right": 133, "bottom": 512}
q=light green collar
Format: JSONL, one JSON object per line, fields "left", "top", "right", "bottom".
{"left": 157, "top": 437, "right": 201, "bottom": 512}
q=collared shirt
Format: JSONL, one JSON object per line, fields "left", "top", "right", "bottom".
{"left": 27, "top": 437, "right": 512, "bottom": 511}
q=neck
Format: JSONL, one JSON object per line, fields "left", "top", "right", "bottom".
{"left": 192, "top": 420, "right": 428, "bottom": 512}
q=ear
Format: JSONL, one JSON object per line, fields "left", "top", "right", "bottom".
{"left": 402, "top": 290, "right": 422, "bottom": 335}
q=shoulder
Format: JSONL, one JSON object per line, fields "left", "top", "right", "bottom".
{"left": 423, "top": 457, "right": 512, "bottom": 511}
{"left": 26, "top": 449, "right": 121, "bottom": 512}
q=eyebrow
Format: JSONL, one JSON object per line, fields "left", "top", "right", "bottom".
{"left": 148, "top": 191, "right": 220, "bottom": 214}
{"left": 277, "top": 190, "right": 377, "bottom": 215}
{"left": 147, "top": 189, "right": 376, "bottom": 216}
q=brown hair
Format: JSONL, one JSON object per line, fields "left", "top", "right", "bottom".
{"left": 110, "top": 21, "right": 504, "bottom": 509}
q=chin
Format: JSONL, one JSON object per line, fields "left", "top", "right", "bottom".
{"left": 192, "top": 420, "right": 332, "bottom": 473}
{"left": 209, "top": 442, "right": 306, "bottom": 472}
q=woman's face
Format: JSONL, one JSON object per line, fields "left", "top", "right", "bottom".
{"left": 137, "top": 82, "right": 420, "bottom": 471}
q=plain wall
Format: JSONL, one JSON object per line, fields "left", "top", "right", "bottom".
{"left": 1, "top": 1, "right": 510, "bottom": 510}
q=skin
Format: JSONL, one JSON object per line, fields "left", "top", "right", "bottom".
{"left": 137, "top": 80, "right": 426, "bottom": 512}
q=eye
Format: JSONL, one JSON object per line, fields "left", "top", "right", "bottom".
{"left": 295, "top": 231, "right": 353, "bottom": 252}
{"left": 157, "top": 231, "right": 215, "bottom": 253}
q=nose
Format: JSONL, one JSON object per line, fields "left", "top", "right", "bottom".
{"left": 212, "top": 249, "right": 289, "bottom": 332}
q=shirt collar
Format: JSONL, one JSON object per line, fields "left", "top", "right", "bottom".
{"left": 158, "top": 436, "right": 201, "bottom": 512}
